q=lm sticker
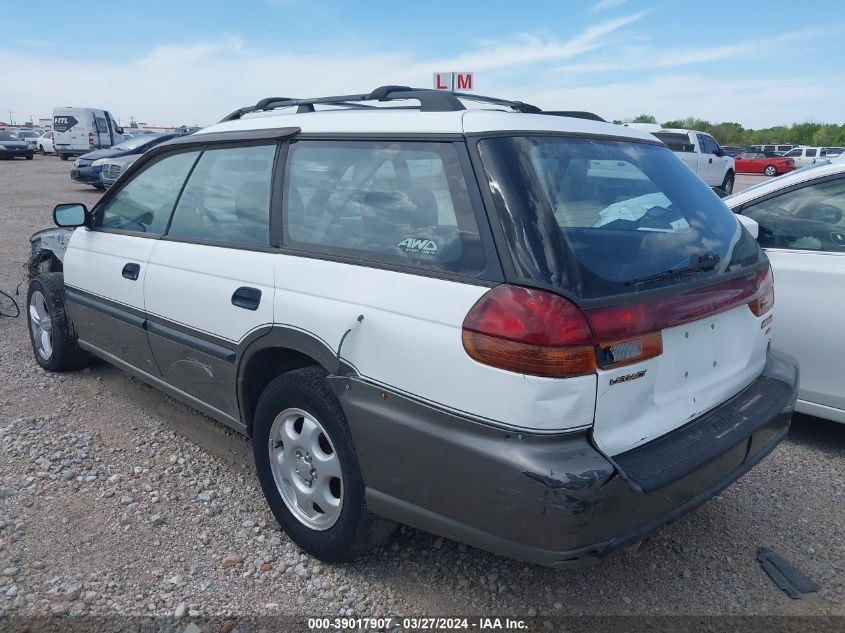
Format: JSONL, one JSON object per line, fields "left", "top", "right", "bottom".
{"left": 396, "top": 237, "right": 438, "bottom": 256}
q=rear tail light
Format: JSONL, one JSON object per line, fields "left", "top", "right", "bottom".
{"left": 462, "top": 286, "right": 597, "bottom": 377}
{"left": 462, "top": 286, "right": 661, "bottom": 377}
{"left": 464, "top": 266, "right": 773, "bottom": 377}
{"left": 88, "top": 132, "right": 94, "bottom": 148}
{"left": 748, "top": 265, "right": 774, "bottom": 316}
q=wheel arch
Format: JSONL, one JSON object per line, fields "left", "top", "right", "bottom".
{"left": 236, "top": 326, "right": 353, "bottom": 436}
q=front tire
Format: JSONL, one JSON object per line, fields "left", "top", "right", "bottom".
{"left": 253, "top": 367, "right": 395, "bottom": 562}
{"left": 26, "top": 274, "right": 90, "bottom": 372}
{"left": 721, "top": 171, "right": 735, "bottom": 194}
{"left": 764, "top": 165, "right": 777, "bottom": 176}
{"left": 60, "top": 153, "right": 68, "bottom": 161}
{"left": 26, "top": 152, "right": 33, "bottom": 160}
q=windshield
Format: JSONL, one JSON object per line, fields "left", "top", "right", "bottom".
{"left": 113, "top": 134, "right": 162, "bottom": 151}
{"left": 0, "top": 132, "right": 20, "bottom": 141}
{"left": 17, "top": 131, "right": 37, "bottom": 138}
{"left": 478, "top": 136, "right": 763, "bottom": 300}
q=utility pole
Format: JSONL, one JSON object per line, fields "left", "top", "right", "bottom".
{"left": 7, "top": 111, "right": 12, "bottom": 125}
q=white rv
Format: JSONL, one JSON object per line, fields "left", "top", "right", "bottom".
{"left": 52, "top": 107, "right": 126, "bottom": 160}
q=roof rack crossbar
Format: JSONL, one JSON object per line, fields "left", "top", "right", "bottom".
{"left": 219, "top": 86, "right": 601, "bottom": 122}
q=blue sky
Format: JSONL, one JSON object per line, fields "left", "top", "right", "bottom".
{"left": 1, "top": 0, "right": 843, "bottom": 127}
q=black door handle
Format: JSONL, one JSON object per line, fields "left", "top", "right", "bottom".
{"left": 232, "top": 287, "right": 261, "bottom": 311}
{"left": 709, "top": 158, "right": 713, "bottom": 163}
{"left": 122, "top": 263, "right": 140, "bottom": 280}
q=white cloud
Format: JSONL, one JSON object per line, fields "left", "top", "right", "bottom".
{"left": 525, "top": 74, "right": 844, "bottom": 128}
{"left": 0, "top": 14, "right": 841, "bottom": 129}
{"left": 554, "top": 26, "right": 843, "bottom": 74}
{"left": 0, "top": 14, "right": 647, "bottom": 126}
{"left": 424, "top": 11, "right": 648, "bottom": 72}
{"left": 593, "top": 0, "right": 628, "bottom": 10}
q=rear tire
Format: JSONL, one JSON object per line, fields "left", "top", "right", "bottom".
{"left": 60, "top": 154, "right": 68, "bottom": 161}
{"left": 721, "top": 171, "right": 735, "bottom": 194}
{"left": 253, "top": 366, "right": 395, "bottom": 563}
{"left": 26, "top": 273, "right": 90, "bottom": 372}
{"left": 764, "top": 165, "right": 777, "bottom": 176}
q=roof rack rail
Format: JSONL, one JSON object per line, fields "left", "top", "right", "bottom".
{"left": 219, "top": 86, "right": 602, "bottom": 123}
{"left": 544, "top": 110, "right": 607, "bottom": 122}
{"left": 220, "top": 86, "right": 547, "bottom": 122}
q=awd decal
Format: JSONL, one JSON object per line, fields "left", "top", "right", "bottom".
{"left": 609, "top": 369, "right": 647, "bottom": 385}
{"left": 396, "top": 237, "right": 438, "bottom": 256}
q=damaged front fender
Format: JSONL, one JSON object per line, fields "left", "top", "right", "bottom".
{"left": 27, "top": 227, "right": 73, "bottom": 276}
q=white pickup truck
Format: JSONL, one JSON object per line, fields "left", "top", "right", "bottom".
{"left": 652, "top": 129, "right": 735, "bottom": 193}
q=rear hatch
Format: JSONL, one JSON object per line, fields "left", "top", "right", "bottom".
{"left": 475, "top": 134, "right": 772, "bottom": 456}
{"left": 53, "top": 108, "right": 90, "bottom": 151}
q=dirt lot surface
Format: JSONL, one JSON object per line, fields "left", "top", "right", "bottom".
{"left": 1, "top": 156, "right": 843, "bottom": 626}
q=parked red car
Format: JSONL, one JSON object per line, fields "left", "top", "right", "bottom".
{"left": 734, "top": 152, "right": 795, "bottom": 176}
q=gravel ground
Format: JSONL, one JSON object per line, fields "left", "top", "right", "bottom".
{"left": 1, "top": 156, "right": 844, "bottom": 624}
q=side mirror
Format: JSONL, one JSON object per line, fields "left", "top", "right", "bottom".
{"left": 117, "top": 127, "right": 124, "bottom": 135}
{"left": 53, "top": 203, "right": 88, "bottom": 228}
{"left": 736, "top": 214, "right": 759, "bottom": 239}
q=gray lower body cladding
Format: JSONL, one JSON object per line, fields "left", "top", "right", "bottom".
{"left": 331, "top": 350, "right": 798, "bottom": 567}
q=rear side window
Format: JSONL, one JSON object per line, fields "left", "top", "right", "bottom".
{"left": 167, "top": 145, "right": 276, "bottom": 246}
{"left": 98, "top": 151, "right": 200, "bottom": 234}
{"left": 283, "top": 140, "right": 486, "bottom": 276}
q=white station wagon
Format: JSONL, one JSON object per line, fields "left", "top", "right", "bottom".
{"left": 26, "top": 86, "right": 797, "bottom": 566}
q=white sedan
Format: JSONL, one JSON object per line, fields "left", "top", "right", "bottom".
{"left": 36, "top": 131, "right": 55, "bottom": 154}
{"left": 727, "top": 162, "right": 845, "bottom": 423}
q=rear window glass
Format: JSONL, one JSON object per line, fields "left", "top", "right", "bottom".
{"left": 283, "top": 140, "right": 486, "bottom": 276}
{"left": 653, "top": 133, "right": 694, "bottom": 152}
{"left": 477, "top": 136, "right": 764, "bottom": 299}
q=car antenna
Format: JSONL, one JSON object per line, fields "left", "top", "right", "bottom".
{"left": 335, "top": 314, "right": 365, "bottom": 375}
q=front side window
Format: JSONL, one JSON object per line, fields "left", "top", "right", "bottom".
{"left": 98, "top": 151, "right": 200, "bottom": 234}
{"left": 697, "top": 134, "right": 720, "bottom": 155}
{"left": 478, "top": 136, "right": 763, "bottom": 299}
{"left": 96, "top": 117, "right": 108, "bottom": 133}
{"left": 283, "top": 141, "right": 486, "bottom": 276}
{"left": 167, "top": 144, "right": 276, "bottom": 246}
{"left": 744, "top": 177, "right": 845, "bottom": 252}
{"left": 785, "top": 149, "right": 801, "bottom": 157}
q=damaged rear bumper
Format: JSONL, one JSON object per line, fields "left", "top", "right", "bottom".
{"left": 333, "top": 349, "right": 798, "bottom": 567}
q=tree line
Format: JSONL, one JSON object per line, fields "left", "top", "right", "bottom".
{"left": 618, "top": 114, "right": 845, "bottom": 147}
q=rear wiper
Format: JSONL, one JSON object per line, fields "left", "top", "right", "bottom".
{"left": 625, "top": 253, "right": 721, "bottom": 287}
